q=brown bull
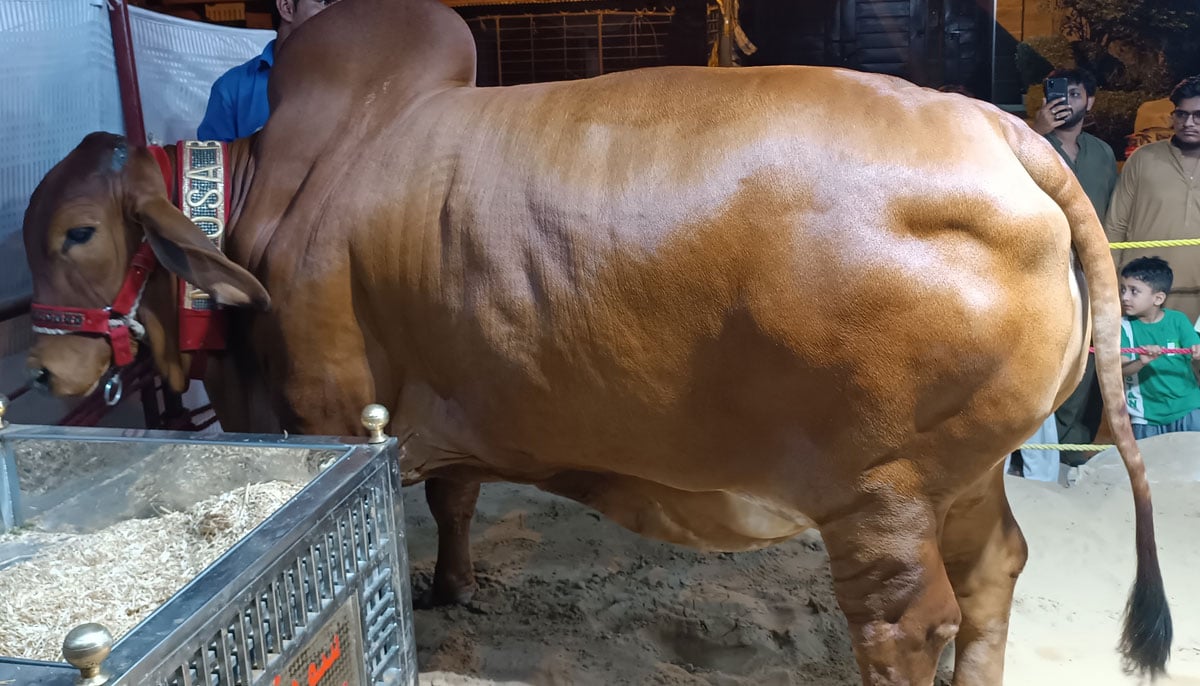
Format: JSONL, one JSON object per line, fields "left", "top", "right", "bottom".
{"left": 21, "top": 0, "right": 1171, "bottom": 682}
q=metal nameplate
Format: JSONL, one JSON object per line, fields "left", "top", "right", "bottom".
{"left": 263, "top": 593, "right": 367, "bottom": 686}
{"left": 179, "top": 140, "right": 226, "bottom": 312}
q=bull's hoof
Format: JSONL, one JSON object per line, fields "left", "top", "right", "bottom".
{"left": 421, "top": 588, "right": 475, "bottom": 607}
{"left": 411, "top": 570, "right": 477, "bottom": 608}
{"left": 431, "top": 580, "right": 477, "bottom": 606}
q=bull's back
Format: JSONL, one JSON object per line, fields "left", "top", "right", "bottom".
{"left": 368, "top": 65, "right": 1081, "bottom": 510}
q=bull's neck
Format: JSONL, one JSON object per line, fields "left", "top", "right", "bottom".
{"left": 225, "top": 136, "right": 258, "bottom": 265}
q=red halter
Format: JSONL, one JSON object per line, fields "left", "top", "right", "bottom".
{"left": 29, "top": 242, "right": 158, "bottom": 368}
{"left": 29, "top": 142, "right": 229, "bottom": 376}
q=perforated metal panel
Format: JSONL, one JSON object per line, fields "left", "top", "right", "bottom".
{"left": 112, "top": 440, "right": 417, "bottom": 686}
{"left": 0, "top": 424, "right": 417, "bottom": 686}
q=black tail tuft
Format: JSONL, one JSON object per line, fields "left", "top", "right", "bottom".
{"left": 1119, "top": 555, "right": 1173, "bottom": 680}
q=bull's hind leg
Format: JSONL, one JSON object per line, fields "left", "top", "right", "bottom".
{"left": 425, "top": 477, "right": 481, "bottom": 605}
{"left": 940, "top": 464, "right": 1028, "bottom": 686}
{"left": 821, "top": 480, "right": 962, "bottom": 686}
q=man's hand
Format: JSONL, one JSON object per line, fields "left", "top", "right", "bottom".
{"left": 1191, "top": 343, "right": 1200, "bottom": 362}
{"left": 1032, "top": 97, "right": 1071, "bottom": 135}
{"left": 1138, "top": 345, "right": 1164, "bottom": 364}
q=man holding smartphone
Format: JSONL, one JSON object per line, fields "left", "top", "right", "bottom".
{"left": 1030, "top": 67, "right": 1118, "bottom": 462}
{"left": 1031, "top": 67, "right": 1118, "bottom": 219}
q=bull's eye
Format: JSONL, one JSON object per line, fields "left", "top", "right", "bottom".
{"left": 62, "top": 226, "right": 96, "bottom": 252}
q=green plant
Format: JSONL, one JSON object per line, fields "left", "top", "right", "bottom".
{"left": 1069, "top": 39, "right": 1127, "bottom": 89}
{"left": 1050, "top": 0, "right": 1199, "bottom": 93}
{"left": 1162, "top": 35, "right": 1200, "bottom": 85}
{"left": 1052, "top": 0, "right": 1197, "bottom": 54}
{"left": 1015, "top": 35, "right": 1074, "bottom": 88}
{"left": 1105, "top": 57, "right": 1172, "bottom": 96}
{"left": 1086, "top": 89, "right": 1155, "bottom": 159}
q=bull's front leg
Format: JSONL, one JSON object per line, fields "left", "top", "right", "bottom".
{"left": 271, "top": 343, "right": 379, "bottom": 438}
{"left": 202, "top": 348, "right": 283, "bottom": 434}
{"left": 271, "top": 343, "right": 482, "bottom": 606}
{"left": 268, "top": 311, "right": 482, "bottom": 605}
{"left": 425, "top": 477, "right": 481, "bottom": 605}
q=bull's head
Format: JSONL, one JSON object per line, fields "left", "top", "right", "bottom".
{"left": 22, "top": 132, "right": 269, "bottom": 398}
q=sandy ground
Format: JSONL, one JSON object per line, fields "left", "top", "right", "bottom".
{"left": 404, "top": 432, "right": 1200, "bottom": 686}
{"left": 3, "top": 431, "right": 1194, "bottom": 684}
{"left": 1002, "top": 433, "right": 1200, "bottom": 685}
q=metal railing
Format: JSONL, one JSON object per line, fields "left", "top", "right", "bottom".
{"left": 0, "top": 420, "right": 418, "bottom": 686}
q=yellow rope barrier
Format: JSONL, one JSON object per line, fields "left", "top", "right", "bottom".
{"left": 1019, "top": 443, "right": 1113, "bottom": 451}
{"left": 1109, "top": 238, "right": 1200, "bottom": 249}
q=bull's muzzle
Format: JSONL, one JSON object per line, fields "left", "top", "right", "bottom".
{"left": 28, "top": 366, "right": 51, "bottom": 392}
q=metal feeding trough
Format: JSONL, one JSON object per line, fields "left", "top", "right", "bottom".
{"left": 0, "top": 397, "right": 417, "bottom": 686}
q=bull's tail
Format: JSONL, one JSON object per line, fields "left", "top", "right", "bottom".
{"left": 1000, "top": 115, "right": 1172, "bottom": 679}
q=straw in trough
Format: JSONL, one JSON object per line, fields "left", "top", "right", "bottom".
{"left": 0, "top": 481, "right": 303, "bottom": 661}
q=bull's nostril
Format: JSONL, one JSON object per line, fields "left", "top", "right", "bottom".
{"left": 29, "top": 367, "right": 51, "bottom": 389}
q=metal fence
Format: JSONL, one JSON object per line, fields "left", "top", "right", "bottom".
{"left": 470, "top": 9, "right": 676, "bottom": 86}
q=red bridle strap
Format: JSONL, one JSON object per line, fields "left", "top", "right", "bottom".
{"left": 30, "top": 142, "right": 230, "bottom": 377}
{"left": 148, "top": 145, "right": 173, "bottom": 202}
{"left": 29, "top": 241, "right": 157, "bottom": 367}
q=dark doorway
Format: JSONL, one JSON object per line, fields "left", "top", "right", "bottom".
{"left": 738, "top": 0, "right": 994, "bottom": 100}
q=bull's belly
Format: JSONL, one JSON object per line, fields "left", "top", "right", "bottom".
{"left": 537, "top": 470, "right": 817, "bottom": 551}
{"left": 392, "top": 314, "right": 1073, "bottom": 550}
{"left": 393, "top": 381, "right": 816, "bottom": 550}
{"left": 404, "top": 437, "right": 816, "bottom": 551}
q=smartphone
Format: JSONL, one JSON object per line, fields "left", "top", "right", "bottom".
{"left": 1044, "top": 77, "right": 1070, "bottom": 103}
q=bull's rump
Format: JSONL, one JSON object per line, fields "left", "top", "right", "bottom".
{"left": 372, "top": 64, "right": 1081, "bottom": 512}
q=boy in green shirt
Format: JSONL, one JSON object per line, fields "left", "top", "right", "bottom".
{"left": 1119, "top": 256, "right": 1200, "bottom": 438}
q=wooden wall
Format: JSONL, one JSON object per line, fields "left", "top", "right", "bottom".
{"left": 994, "top": 0, "right": 1059, "bottom": 42}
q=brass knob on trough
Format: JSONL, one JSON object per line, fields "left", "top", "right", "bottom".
{"left": 62, "top": 622, "right": 112, "bottom": 685}
{"left": 0, "top": 394, "right": 8, "bottom": 429}
{"left": 361, "top": 404, "right": 390, "bottom": 444}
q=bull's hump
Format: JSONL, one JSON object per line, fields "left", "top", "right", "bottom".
{"left": 269, "top": 0, "right": 476, "bottom": 112}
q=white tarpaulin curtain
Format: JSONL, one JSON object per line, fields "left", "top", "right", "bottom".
{"left": 0, "top": 0, "right": 123, "bottom": 307}
{"left": 0, "top": 0, "right": 272, "bottom": 309}
{"left": 129, "top": 6, "right": 273, "bottom": 145}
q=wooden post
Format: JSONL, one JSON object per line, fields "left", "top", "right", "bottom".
{"left": 107, "top": 0, "right": 175, "bottom": 431}
{"left": 598, "top": 13, "right": 605, "bottom": 75}
{"left": 106, "top": 0, "right": 147, "bottom": 146}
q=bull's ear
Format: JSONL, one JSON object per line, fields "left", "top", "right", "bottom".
{"left": 135, "top": 195, "right": 271, "bottom": 309}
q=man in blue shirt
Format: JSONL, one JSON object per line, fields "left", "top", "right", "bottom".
{"left": 197, "top": 0, "right": 338, "bottom": 141}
